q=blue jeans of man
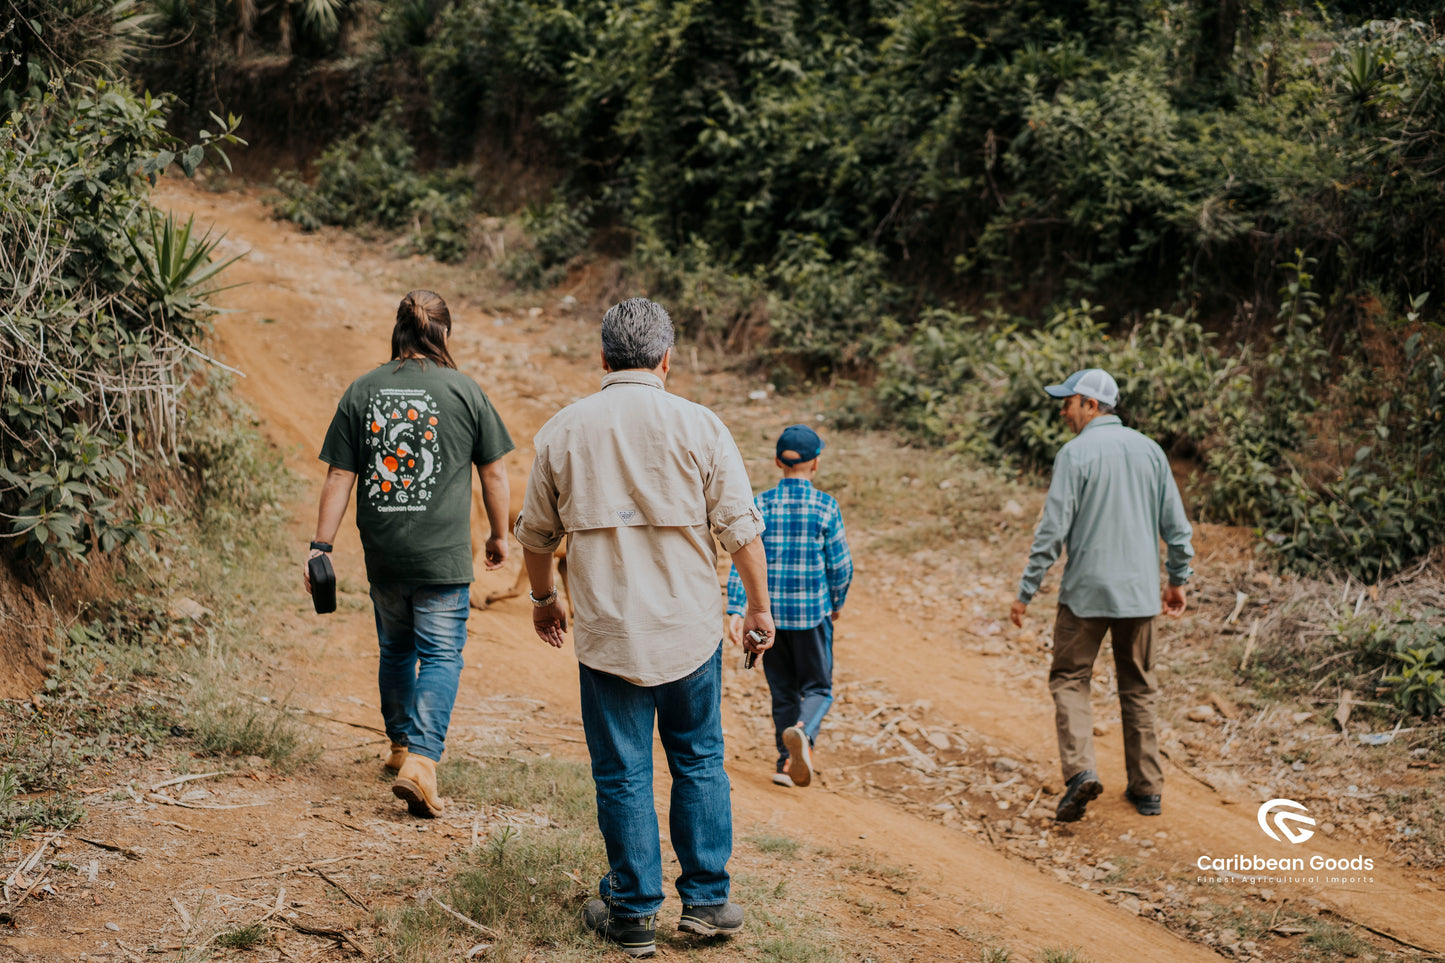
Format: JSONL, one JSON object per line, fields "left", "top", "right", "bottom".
{"left": 763, "top": 618, "right": 834, "bottom": 769}
{"left": 370, "top": 582, "right": 470, "bottom": 762}
{"left": 578, "top": 643, "right": 731, "bottom": 919}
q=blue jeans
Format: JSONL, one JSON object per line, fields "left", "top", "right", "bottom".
{"left": 578, "top": 643, "right": 731, "bottom": 918}
{"left": 370, "top": 582, "right": 470, "bottom": 762}
{"left": 763, "top": 618, "right": 834, "bottom": 767}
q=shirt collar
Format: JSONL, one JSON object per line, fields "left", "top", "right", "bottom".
{"left": 778, "top": 477, "right": 814, "bottom": 488}
{"left": 1081, "top": 414, "right": 1122, "bottom": 434}
{"left": 602, "top": 370, "right": 665, "bottom": 390}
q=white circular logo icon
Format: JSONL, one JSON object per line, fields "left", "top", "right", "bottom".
{"left": 1258, "top": 798, "right": 1316, "bottom": 844}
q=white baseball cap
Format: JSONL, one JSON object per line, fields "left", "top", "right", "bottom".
{"left": 1043, "top": 368, "right": 1119, "bottom": 407}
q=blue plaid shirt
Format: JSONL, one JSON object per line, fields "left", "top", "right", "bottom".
{"left": 727, "top": 478, "right": 852, "bottom": 630}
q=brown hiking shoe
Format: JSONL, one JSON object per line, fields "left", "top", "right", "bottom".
{"left": 392, "top": 755, "right": 445, "bottom": 818}
{"left": 384, "top": 743, "right": 408, "bottom": 773}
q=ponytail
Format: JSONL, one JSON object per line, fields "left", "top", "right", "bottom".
{"left": 390, "top": 290, "right": 458, "bottom": 370}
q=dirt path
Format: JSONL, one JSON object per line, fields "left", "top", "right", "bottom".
{"left": 5, "top": 181, "right": 1441, "bottom": 962}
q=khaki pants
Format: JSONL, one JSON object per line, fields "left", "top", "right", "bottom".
{"left": 1049, "top": 605, "right": 1163, "bottom": 795}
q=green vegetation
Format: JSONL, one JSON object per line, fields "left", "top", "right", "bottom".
{"left": 2, "top": 2, "right": 242, "bottom": 569}
{"left": 214, "top": 923, "right": 268, "bottom": 950}
{"left": 1304, "top": 920, "right": 1369, "bottom": 958}
{"left": 171, "top": 0, "right": 1445, "bottom": 581}
{"left": 0, "top": 0, "right": 323, "bottom": 827}
{"left": 271, "top": 105, "right": 476, "bottom": 262}
{"left": 1039, "top": 949, "right": 1095, "bottom": 963}
{"left": 746, "top": 831, "right": 803, "bottom": 859}
{"left": 379, "top": 757, "right": 606, "bottom": 961}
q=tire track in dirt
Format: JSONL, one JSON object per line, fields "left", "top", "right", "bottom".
{"left": 149, "top": 181, "right": 1441, "bottom": 960}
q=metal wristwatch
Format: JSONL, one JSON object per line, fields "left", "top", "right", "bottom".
{"left": 528, "top": 588, "right": 558, "bottom": 607}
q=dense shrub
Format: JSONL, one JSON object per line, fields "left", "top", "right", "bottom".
{"left": 271, "top": 106, "right": 476, "bottom": 261}
{"left": 1, "top": 75, "right": 241, "bottom": 566}
{"left": 398, "top": 1, "right": 1441, "bottom": 333}
{"left": 878, "top": 303, "right": 1224, "bottom": 470}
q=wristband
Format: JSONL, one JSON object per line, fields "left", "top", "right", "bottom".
{"left": 529, "top": 588, "right": 558, "bottom": 607}
{"left": 309, "top": 541, "right": 333, "bottom": 553}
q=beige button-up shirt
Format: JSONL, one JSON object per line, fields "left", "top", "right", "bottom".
{"left": 514, "top": 370, "right": 764, "bottom": 686}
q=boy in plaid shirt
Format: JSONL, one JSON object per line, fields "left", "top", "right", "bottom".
{"left": 727, "top": 424, "right": 852, "bottom": 788}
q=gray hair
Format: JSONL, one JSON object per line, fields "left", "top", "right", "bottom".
{"left": 1097, "top": 402, "right": 1116, "bottom": 415}
{"left": 601, "top": 297, "right": 675, "bottom": 371}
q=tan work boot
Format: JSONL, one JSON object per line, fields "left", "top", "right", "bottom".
{"left": 392, "top": 755, "right": 445, "bottom": 818}
{"left": 384, "top": 743, "right": 408, "bottom": 773}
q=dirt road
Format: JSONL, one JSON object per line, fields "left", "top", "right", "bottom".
{"left": 5, "top": 180, "right": 1440, "bottom": 962}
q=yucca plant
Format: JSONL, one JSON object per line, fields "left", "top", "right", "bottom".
{"left": 125, "top": 210, "right": 244, "bottom": 332}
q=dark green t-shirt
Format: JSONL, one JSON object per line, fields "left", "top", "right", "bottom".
{"left": 319, "top": 360, "right": 514, "bottom": 585}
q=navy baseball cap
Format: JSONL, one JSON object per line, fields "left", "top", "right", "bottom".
{"left": 776, "top": 424, "right": 825, "bottom": 465}
{"left": 1044, "top": 368, "right": 1119, "bottom": 407}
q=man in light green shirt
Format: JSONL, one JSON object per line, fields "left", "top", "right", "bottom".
{"left": 1009, "top": 368, "right": 1194, "bottom": 822}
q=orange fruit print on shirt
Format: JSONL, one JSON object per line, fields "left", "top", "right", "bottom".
{"left": 383, "top": 456, "right": 399, "bottom": 473}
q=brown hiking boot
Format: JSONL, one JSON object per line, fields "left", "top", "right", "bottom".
{"left": 384, "top": 743, "right": 408, "bottom": 773}
{"left": 392, "top": 755, "right": 445, "bottom": 818}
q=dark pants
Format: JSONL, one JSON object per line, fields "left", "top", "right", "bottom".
{"left": 763, "top": 619, "right": 834, "bottom": 769}
{"left": 1049, "top": 605, "right": 1162, "bottom": 795}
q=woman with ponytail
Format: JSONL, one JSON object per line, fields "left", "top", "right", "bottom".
{"left": 305, "top": 290, "right": 514, "bottom": 818}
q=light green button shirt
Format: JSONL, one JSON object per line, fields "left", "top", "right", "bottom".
{"left": 1017, "top": 415, "right": 1194, "bottom": 618}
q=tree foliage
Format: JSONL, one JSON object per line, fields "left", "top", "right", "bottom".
{"left": 1, "top": 2, "right": 243, "bottom": 567}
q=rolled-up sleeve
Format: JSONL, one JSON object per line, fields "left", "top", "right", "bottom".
{"left": 704, "top": 425, "right": 764, "bottom": 554}
{"left": 513, "top": 440, "right": 566, "bottom": 554}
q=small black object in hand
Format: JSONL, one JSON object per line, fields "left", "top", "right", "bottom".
{"left": 308, "top": 553, "right": 336, "bottom": 615}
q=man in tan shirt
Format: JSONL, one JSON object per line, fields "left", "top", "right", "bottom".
{"left": 516, "top": 297, "right": 773, "bottom": 958}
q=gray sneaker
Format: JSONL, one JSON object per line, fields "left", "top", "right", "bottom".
{"left": 678, "top": 902, "right": 744, "bottom": 937}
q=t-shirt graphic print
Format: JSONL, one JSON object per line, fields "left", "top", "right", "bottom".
{"left": 319, "top": 360, "right": 515, "bottom": 586}
{"left": 365, "top": 388, "right": 442, "bottom": 513}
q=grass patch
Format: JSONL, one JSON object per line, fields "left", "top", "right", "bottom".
{"left": 214, "top": 923, "right": 268, "bottom": 949}
{"left": 379, "top": 757, "right": 605, "bottom": 963}
{"left": 0, "top": 383, "right": 309, "bottom": 833}
{"left": 981, "top": 948, "right": 1012, "bottom": 963}
{"left": 844, "top": 851, "right": 913, "bottom": 880}
{"left": 752, "top": 935, "right": 843, "bottom": 962}
{"left": 747, "top": 831, "right": 802, "bottom": 858}
{"left": 1039, "top": 949, "right": 1094, "bottom": 963}
{"left": 1304, "top": 921, "right": 1368, "bottom": 958}
{"left": 188, "top": 693, "right": 318, "bottom": 770}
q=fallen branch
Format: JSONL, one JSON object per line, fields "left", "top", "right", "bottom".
{"left": 312, "top": 867, "right": 370, "bottom": 912}
{"left": 218, "top": 853, "right": 366, "bottom": 883}
{"left": 1237, "top": 620, "right": 1260, "bottom": 671}
{"left": 1020, "top": 787, "right": 1044, "bottom": 819}
{"left": 145, "top": 792, "right": 267, "bottom": 810}
{"left": 428, "top": 895, "right": 500, "bottom": 939}
{"left": 1323, "top": 909, "right": 1438, "bottom": 955}
{"left": 76, "top": 836, "right": 144, "bottom": 860}
{"left": 288, "top": 920, "right": 368, "bottom": 956}
{"left": 152, "top": 772, "right": 228, "bottom": 792}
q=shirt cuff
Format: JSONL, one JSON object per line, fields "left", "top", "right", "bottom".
{"left": 713, "top": 503, "right": 764, "bottom": 554}
{"left": 514, "top": 518, "right": 565, "bottom": 555}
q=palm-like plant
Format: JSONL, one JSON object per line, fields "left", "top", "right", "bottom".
{"left": 126, "top": 210, "right": 244, "bottom": 333}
